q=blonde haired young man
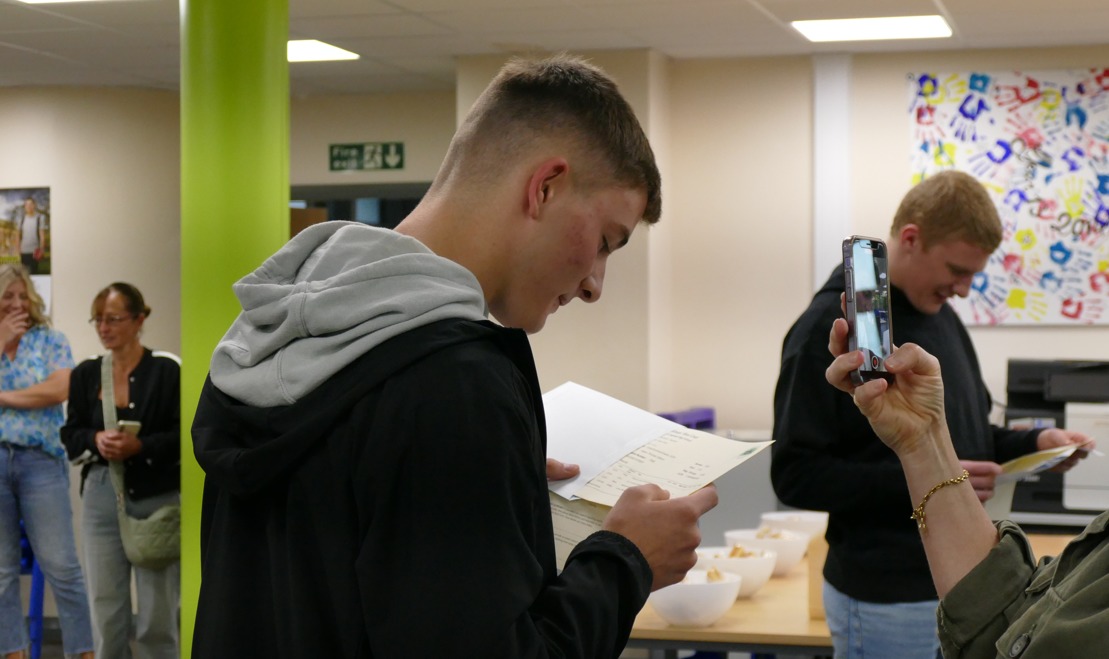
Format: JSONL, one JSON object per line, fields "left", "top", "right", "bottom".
{"left": 771, "top": 170, "right": 1089, "bottom": 658}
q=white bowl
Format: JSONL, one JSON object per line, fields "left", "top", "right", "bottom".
{"left": 759, "top": 510, "right": 829, "bottom": 540}
{"left": 647, "top": 569, "right": 741, "bottom": 627}
{"left": 723, "top": 528, "right": 809, "bottom": 577}
{"left": 694, "top": 546, "right": 776, "bottom": 598}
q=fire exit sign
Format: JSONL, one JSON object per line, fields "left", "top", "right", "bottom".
{"left": 330, "top": 142, "right": 405, "bottom": 171}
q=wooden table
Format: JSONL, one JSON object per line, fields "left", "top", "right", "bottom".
{"left": 628, "top": 555, "right": 832, "bottom": 657}
{"left": 626, "top": 531, "right": 1076, "bottom": 658}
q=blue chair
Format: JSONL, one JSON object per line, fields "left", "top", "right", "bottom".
{"left": 18, "top": 520, "right": 45, "bottom": 659}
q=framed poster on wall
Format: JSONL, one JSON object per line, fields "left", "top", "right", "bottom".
{"left": 909, "top": 69, "right": 1109, "bottom": 325}
{"left": 0, "top": 187, "right": 52, "bottom": 313}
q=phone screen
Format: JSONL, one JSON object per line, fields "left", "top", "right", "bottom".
{"left": 842, "top": 236, "right": 893, "bottom": 384}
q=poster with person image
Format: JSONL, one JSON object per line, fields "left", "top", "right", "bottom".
{"left": 1, "top": 187, "right": 53, "bottom": 314}
{"left": 1, "top": 187, "right": 51, "bottom": 275}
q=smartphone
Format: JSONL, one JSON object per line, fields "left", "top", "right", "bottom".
{"left": 118, "top": 419, "right": 142, "bottom": 436}
{"left": 842, "top": 236, "right": 894, "bottom": 385}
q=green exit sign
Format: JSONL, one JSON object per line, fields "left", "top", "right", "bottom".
{"left": 330, "top": 142, "right": 405, "bottom": 171}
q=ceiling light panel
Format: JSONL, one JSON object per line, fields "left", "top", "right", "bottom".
{"left": 792, "top": 15, "right": 952, "bottom": 42}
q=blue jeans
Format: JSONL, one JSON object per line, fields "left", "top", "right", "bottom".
{"left": 823, "top": 580, "right": 940, "bottom": 659}
{"left": 0, "top": 443, "right": 94, "bottom": 655}
{"left": 82, "top": 465, "right": 179, "bottom": 659}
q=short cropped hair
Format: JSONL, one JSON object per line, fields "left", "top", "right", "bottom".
{"left": 438, "top": 54, "right": 661, "bottom": 224}
{"left": 0, "top": 264, "right": 50, "bottom": 327}
{"left": 891, "top": 170, "right": 1002, "bottom": 252}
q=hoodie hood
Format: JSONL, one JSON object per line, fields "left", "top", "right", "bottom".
{"left": 210, "top": 221, "right": 487, "bottom": 407}
{"left": 194, "top": 318, "right": 525, "bottom": 496}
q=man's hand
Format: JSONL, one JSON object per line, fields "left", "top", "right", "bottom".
{"left": 545, "top": 458, "right": 580, "bottom": 482}
{"left": 602, "top": 484, "right": 718, "bottom": 591}
{"left": 1036, "top": 428, "right": 1096, "bottom": 473}
{"left": 959, "top": 460, "right": 1002, "bottom": 502}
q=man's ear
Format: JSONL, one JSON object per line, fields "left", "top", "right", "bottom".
{"left": 525, "top": 157, "right": 570, "bottom": 219}
{"left": 898, "top": 223, "right": 922, "bottom": 252}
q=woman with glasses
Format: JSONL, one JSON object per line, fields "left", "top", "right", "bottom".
{"left": 0, "top": 264, "right": 93, "bottom": 659}
{"left": 62, "top": 282, "right": 179, "bottom": 659}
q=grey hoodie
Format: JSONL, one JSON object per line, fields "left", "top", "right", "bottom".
{"left": 210, "top": 221, "right": 487, "bottom": 407}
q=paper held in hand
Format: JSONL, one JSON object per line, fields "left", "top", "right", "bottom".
{"left": 984, "top": 442, "right": 1096, "bottom": 520}
{"left": 545, "top": 382, "right": 772, "bottom": 569}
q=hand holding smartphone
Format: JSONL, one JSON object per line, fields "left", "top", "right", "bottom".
{"left": 118, "top": 419, "right": 142, "bottom": 436}
{"left": 842, "top": 236, "right": 894, "bottom": 385}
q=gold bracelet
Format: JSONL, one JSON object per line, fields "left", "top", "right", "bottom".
{"left": 910, "top": 469, "right": 970, "bottom": 532}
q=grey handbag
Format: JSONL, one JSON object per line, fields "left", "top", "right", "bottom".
{"left": 101, "top": 353, "right": 180, "bottom": 570}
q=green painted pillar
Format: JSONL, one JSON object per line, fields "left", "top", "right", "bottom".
{"left": 180, "top": 0, "right": 288, "bottom": 654}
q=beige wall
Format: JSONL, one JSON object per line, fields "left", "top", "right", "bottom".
{"left": 290, "top": 90, "right": 455, "bottom": 185}
{"left": 665, "top": 56, "right": 814, "bottom": 429}
{"left": 0, "top": 86, "right": 180, "bottom": 615}
{"left": 0, "top": 88, "right": 181, "bottom": 362}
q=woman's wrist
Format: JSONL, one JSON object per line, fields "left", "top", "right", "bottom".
{"left": 896, "top": 424, "right": 964, "bottom": 494}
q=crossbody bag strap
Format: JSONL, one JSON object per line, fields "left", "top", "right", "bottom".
{"left": 100, "top": 353, "right": 127, "bottom": 506}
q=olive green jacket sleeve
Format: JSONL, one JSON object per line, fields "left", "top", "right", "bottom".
{"left": 937, "top": 511, "right": 1109, "bottom": 659}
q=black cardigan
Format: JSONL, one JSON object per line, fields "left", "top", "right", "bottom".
{"left": 61, "top": 348, "right": 180, "bottom": 499}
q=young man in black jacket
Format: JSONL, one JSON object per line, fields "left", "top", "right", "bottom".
{"left": 771, "top": 170, "right": 1090, "bottom": 658}
{"left": 191, "top": 55, "right": 717, "bottom": 658}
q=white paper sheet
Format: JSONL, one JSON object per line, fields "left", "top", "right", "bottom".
{"left": 544, "top": 381, "right": 683, "bottom": 501}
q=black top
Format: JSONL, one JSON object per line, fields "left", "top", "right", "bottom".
{"left": 191, "top": 318, "right": 652, "bottom": 658}
{"left": 61, "top": 348, "right": 180, "bottom": 499}
{"left": 771, "top": 265, "right": 1041, "bottom": 603}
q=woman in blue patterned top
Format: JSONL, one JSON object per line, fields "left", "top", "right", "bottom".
{"left": 0, "top": 264, "right": 93, "bottom": 659}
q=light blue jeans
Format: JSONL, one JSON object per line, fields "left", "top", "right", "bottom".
{"left": 0, "top": 442, "right": 94, "bottom": 656}
{"left": 82, "top": 465, "right": 179, "bottom": 659}
{"left": 823, "top": 580, "right": 941, "bottom": 659}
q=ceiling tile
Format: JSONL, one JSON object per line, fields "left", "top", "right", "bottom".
{"left": 289, "top": 0, "right": 400, "bottom": 18}
{"left": 290, "top": 12, "right": 450, "bottom": 40}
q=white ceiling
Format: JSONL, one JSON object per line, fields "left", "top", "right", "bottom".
{"left": 1, "top": 0, "right": 1107, "bottom": 95}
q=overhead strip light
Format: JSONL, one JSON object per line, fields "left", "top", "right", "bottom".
{"left": 287, "top": 40, "right": 359, "bottom": 63}
{"left": 18, "top": 0, "right": 124, "bottom": 4}
{"left": 791, "top": 15, "right": 952, "bottom": 42}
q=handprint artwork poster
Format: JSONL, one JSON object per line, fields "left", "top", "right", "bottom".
{"left": 909, "top": 69, "right": 1109, "bottom": 325}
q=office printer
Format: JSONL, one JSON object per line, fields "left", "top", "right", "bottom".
{"left": 1005, "top": 359, "right": 1109, "bottom": 528}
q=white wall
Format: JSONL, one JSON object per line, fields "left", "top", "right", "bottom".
{"left": 0, "top": 86, "right": 180, "bottom": 615}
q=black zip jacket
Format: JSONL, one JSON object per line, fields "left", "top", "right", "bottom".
{"left": 191, "top": 318, "right": 651, "bottom": 658}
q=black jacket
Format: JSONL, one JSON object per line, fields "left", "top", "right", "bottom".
{"left": 61, "top": 348, "right": 180, "bottom": 499}
{"left": 771, "top": 265, "right": 1040, "bottom": 603}
{"left": 192, "top": 318, "right": 652, "bottom": 658}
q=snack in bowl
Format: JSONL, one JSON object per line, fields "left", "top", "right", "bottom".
{"left": 759, "top": 510, "right": 829, "bottom": 540}
{"left": 723, "top": 527, "right": 808, "bottom": 577}
{"left": 647, "top": 569, "right": 741, "bottom": 627}
{"left": 694, "top": 544, "right": 776, "bottom": 598}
